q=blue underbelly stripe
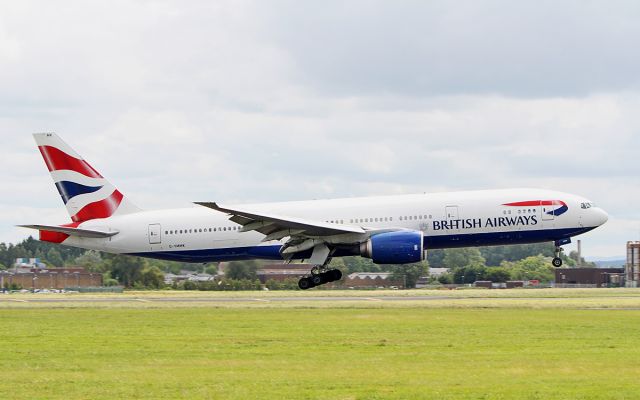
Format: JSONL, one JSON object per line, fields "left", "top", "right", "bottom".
{"left": 128, "top": 226, "right": 597, "bottom": 263}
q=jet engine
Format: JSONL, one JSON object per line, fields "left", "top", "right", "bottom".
{"left": 360, "top": 230, "right": 425, "bottom": 264}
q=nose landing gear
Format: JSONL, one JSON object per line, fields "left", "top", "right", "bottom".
{"left": 552, "top": 238, "right": 571, "bottom": 268}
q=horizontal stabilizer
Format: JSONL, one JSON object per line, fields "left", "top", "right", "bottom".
{"left": 18, "top": 224, "right": 118, "bottom": 238}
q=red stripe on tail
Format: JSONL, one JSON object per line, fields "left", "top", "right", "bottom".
{"left": 71, "top": 190, "right": 124, "bottom": 222}
{"left": 38, "top": 145, "right": 103, "bottom": 178}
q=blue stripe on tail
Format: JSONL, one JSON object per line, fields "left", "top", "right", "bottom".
{"left": 54, "top": 181, "right": 103, "bottom": 204}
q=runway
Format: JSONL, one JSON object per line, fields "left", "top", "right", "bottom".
{"left": 3, "top": 295, "right": 640, "bottom": 305}
{"left": 0, "top": 295, "right": 457, "bottom": 303}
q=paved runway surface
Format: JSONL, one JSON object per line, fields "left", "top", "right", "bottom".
{"left": 3, "top": 295, "right": 640, "bottom": 303}
{"left": 0, "top": 295, "right": 458, "bottom": 303}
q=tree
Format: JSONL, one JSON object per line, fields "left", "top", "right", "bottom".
{"left": 480, "top": 243, "right": 555, "bottom": 266}
{"left": 390, "top": 261, "right": 429, "bottom": 288}
{"left": 46, "top": 248, "right": 64, "bottom": 268}
{"left": 204, "top": 265, "right": 218, "bottom": 275}
{"left": 507, "top": 256, "right": 555, "bottom": 282}
{"left": 426, "top": 249, "right": 445, "bottom": 268}
{"left": 139, "top": 266, "right": 165, "bottom": 289}
{"left": 452, "top": 264, "right": 486, "bottom": 284}
{"left": 443, "top": 248, "right": 485, "bottom": 270}
{"left": 107, "top": 255, "right": 146, "bottom": 288}
{"left": 226, "top": 260, "right": 258, "bottom": 280}
{"left": 340, "top": 256, "right": 382, "bottom": 273}
{"left": 73, "top": 250, "right": 103, "bottom": 272}
{"left": 483, "top": 267, "right": 511, "bottom": 283}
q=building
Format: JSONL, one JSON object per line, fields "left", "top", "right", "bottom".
{"left": 257, "top": 264, "right": 311, "bottom": 283}
{"left": 14, "top": 258, "right": 46, "bottom": 269}
{"left": 346, "top": 272, "right": 404, "bottom": 289}
{"left": 0, "top": 268, "right": 103, "bottom": 290}
{"left": 555, "top": 268, "right": 624, "bottom": 288}
{"left": 164, "top": 272, "right": 216, "bottom": 285}
{"left": 626, "top": 241, "right": 640, "bottom": 287}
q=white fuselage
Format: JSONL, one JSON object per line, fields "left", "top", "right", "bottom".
{"left": 60, "top": 188, "right": 608, "bottom": 263}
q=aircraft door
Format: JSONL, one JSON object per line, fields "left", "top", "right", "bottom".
{"left": 148, "top": 224, "right": 162, "bottom": 244}
{"left": 541, "top": 202, "right": 555, "bottom": 221}
{"left": 446, "top": 206, "right": 459, "bottom": 222}
{"left": 445, "top": 205, "right": 461, "bottom": 243}
{"left": 540, "top": 201, "right": 555, "bottom": 231}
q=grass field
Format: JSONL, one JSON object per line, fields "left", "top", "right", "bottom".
{"left": 1, "top": 289, "right": 640, "bottom": 399}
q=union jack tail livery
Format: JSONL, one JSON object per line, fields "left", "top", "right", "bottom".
{"left": 33, "top": 133, "right": 141, "bottom": 222}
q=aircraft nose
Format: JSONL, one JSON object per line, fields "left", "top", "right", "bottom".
{"left": 593, "top": 207, "right": 609, "bottom": 226}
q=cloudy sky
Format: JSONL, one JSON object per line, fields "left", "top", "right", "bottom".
{"left": 1, "top": 1, "right": 639, "bottom": 258}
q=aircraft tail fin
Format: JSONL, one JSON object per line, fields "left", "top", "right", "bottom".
{"left": 33, "top": 133, "right": 141, "bottom": 222}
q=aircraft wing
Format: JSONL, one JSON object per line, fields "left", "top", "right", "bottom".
{"left": 194, "top": 202, "right": 365, "bottom": 240}
{"left": 18, "top": 224, "right": 119, "bottom": 238}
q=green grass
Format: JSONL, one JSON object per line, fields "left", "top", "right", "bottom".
{"left": 1, "top": 292, "right": 640, "bottom": 399}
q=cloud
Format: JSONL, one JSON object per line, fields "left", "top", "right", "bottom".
{"left": 259, "top": 0, "right": 640, "bottom": 97}
{"left": 0, "top": 1, "right": 638, "bottom": 258}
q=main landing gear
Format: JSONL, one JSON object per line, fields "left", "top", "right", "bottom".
{"left": 298, "top": 266, "right": 343, "bottom": 290}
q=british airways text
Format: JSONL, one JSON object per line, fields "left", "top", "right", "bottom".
{"left": 433, "top": 215, "right": 538, "bottom": 231}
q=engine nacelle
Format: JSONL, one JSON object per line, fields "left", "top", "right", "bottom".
{"left": 360, "top": 231, "right": 425, "bottom": 264}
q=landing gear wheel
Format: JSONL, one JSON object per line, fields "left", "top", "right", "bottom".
{"left": 331, "top": 269, "right": 342, "bottom": 281}
{"left": 552, "top": 257, "right": 563, "bottom": 268}
{"left": 298, "top": 277, "right": 312, "bottom": 290}
{"left": 311, "top": 274, "right": 324, "bottom": 286}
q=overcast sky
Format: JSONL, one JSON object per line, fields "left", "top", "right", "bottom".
{"left": 1, "top": 1, "right": 639, "bottom": 258}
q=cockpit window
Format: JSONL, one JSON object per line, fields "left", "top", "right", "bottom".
{"left": 581, "top": 202, "right": 595, "bottom": 209}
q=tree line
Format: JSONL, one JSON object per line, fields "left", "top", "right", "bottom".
{"left": 0, "top": 236, "right": 593, "bottom": 289}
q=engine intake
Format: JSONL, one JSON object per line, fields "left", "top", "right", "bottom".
{"left": 360, "top": 230, "right": 425, "bottom": 264}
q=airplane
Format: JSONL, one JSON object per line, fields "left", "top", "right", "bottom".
{"left": 19, "top": 133, "right": 609, "bottom": 289}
